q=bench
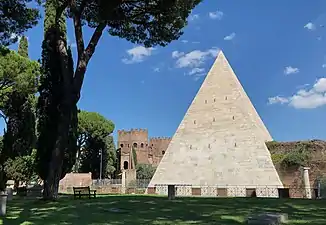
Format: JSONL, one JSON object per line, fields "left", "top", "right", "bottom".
{"left": 73, "top": 186, "right": 96, "bottom": 199}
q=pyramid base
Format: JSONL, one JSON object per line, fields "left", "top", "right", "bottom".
{"left": 145, "top": 185, "right": 284, "bottom": 198}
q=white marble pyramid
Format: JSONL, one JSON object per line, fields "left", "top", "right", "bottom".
{"left": 147, "top": 51, "right": 283, "bottom": 197}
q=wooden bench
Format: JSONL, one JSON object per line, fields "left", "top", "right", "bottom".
{"left": 73, "top": 186, "right": 96, "bottom": 199}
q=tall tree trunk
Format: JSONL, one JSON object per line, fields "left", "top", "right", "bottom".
{"left": 43, "top": 102, "right": 72, "bottom": 200}
{"left": 42, "top": 35, "right": 75, "bottom": 200}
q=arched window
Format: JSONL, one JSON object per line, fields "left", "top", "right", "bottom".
{"left": 120, "top": 144, "right": 124, "bottom": 148}
{"left": 133, "top": 143, "right": 137, "bottom": 148}
{"left": 123, "top": 161, "right": 129, "bottom": 170}
{"left": 141, "top": 143, "right": 144, "bottom": 148}
{"left": 162, "top": 151, "right": 165, "bottom": 155}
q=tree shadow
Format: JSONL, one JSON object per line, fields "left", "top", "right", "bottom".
{"left": 2, "top": 195, "right": 326, "bottom": 225}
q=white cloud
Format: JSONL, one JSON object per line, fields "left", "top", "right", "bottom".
{"left": 304, "top": 22, "right": 316, "bottom": 30}
{"left": 209, "top": 10, "right": 224, "bottom": 20}
{"left": 224, "top": 32, "right": 236, "bottom": 41}
{"left": 122, "top": 46, "right": 155, "bottom": 64}
{"left": 181, "top": 40, "right": 189, "bottom": 43}
{"left": 189, "top": 68, "right": 205, "bottom": 75}
{"left": 284, "top": 66, "right": 299, "bottom": 75}
{"left": 173, "top": 47, "right": 219, "bottom": 68}
{"left": 268, "top": 78, "right": 326, "bottom": 109}
{"left": 189, "top": 14, "right": 199, "bottom": 21}
{"left": 268, "top": 96, "right": 289, "bottom": 105}
{"left": 172, "top": 51, "right": 185, "bottom": 59}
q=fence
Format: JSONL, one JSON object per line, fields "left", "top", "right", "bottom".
{"left": 147, "top": 184, "right": 325, "bottom": 199}
{"left": 59, "top": 180, "right": 326, "bottom": 199}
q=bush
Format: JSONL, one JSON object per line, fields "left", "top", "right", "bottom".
{"left": 136, "top": 164, "right": 156, "bottom": 180}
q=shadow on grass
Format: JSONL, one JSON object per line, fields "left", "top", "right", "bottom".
{"left": 2, "top": 195, "right": 326, "bottom": 225}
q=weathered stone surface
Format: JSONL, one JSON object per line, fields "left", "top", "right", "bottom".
{"left": 147, "top": 51, "right": 283, "bottom": 196}
{"left": 247, "top": 213, "right": 288, "bottom": 225}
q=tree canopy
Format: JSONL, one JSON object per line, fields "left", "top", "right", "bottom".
{"left": 75, "top": 111, "right": 116, "bottom": 178}
{"left": 0, "top": 50, "right": 40, "bottom": 110}
{"left": 77, "top": 111, "right": 115, "bottom": 148}
{"left": 0, "top": 0, "right": 39, "bottom": 46}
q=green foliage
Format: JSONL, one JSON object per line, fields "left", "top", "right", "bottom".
{"left": 64, "top": 0, "right": 202, "bottom": 48}
{"left": 270, "top": 145, "right": 311, "bottom": 169}
{"left": 77, "top": 111, "right": 115, "bottom": 146}
{"left": 76, "top": 110, "right": 116, "bottom": 178}
{"left": 0, "top": 0, "right": 39, "bottom": 46}
{"left": 0, "top": 46, "right": 38, "bottom": 191}
{"left": 4, "top": 149, "right": 37, "bottom": 184}
{"left": 136, "top": 164, "right": 156, "bottom": 180}
{"left": 281, "top": 149, "right": 310, "bottom": 168}
{"left": 105, "top": 136, "right": 117, "bottom": 177}
{"left": 132, "top": 147, "right": 138, "bottom": 167}
{"left": 0, "top": 49, "right": 40, "bottom": 105}
{"left": 271, "top": 153, "right": 285, "bottom": 164}
{"left": 18, "top": 36, "right": 29, "bottom": 58}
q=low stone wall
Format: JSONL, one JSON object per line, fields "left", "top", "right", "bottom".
{"left": 59, "top": 184, "right": 148, "bottom": 195}
{"left": 147, "top": 185, "right": 320, "bottom": 199}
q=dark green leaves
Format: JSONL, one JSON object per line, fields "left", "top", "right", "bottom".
{"left": 0, "top": 0, "right": 40, "bottom": 46}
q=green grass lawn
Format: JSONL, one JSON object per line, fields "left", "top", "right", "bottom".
{"left": 1, "top": 195, "right": 326, "bottom": 225}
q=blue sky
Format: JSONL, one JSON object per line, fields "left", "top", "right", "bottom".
{"left": 2, "top": 1, "right": 326, "bottom": 142}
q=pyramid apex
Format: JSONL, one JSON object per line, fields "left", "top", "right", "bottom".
{"left": 216, "top": 49, "right": 226, "bottom": 59}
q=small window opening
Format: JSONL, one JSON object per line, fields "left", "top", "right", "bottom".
{"left": 208, "top": 144, "right": 211, "bottom": 149}
{"left": 190, "top": 145, "right": 192, "bottom": 149}
{"left": 213, "top": 118, "right": 216, "bottom": 122}
{"left": 128, "top": 144, "right": 130, "bottom": 147}
{"left": 120, "top": 144, "right": 124, "bottom": 148}
{"left": 232, "top": 116, "right": 235, "bottom": 120}
{"left": 141, "top": 143, "right": 144, "bottom": 148}
{"left": 205, "top": 100, "right": 207, "bottom": 104}
{"left": 214, "top": 98, "right": 216, "bottom": 102}
{"left": 162, "top": 151, "right": 165, "bottom": 155}
{"left": 194, "top": 120, "right": 196, "bottom": 124}
{"left": 123, "top": 161, "right": 129, "bottom": 170}
{"left": 225, "top": 96, "right": 228, "bottom": 100}
{"left": 133, "top": 143, "right": 137, "bottom": 148}
{"left": 234, "top": 142, "right": 237, "bottom": 147}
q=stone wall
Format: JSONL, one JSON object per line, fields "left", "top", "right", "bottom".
{"left": 267, "top": 140, "right": 326, "bottom": 191}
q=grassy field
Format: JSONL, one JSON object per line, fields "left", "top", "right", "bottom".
{"left": 1, "top": 195, "right": 326, "bottom": 225}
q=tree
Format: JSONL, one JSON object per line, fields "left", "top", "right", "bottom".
{"left": 36, "top": 0, "right": 77, "bottom": 199}
{"left": 0, "top": 49, "right": 40, "bottom": 123}
{"left": 4, "top": 149, "right": 38, "bottom": 186}
{"left": 75, "top": 111, "right": 116, "bottom": 178}
{"left": 0, "top": 37, "right": 38, "bottom": 191}
{"left": 136, "top": 164, "right": 156, "bottom": 180}
{"left": 37, "top": 0, "right": 202, "bottom": 200}
{"left": 18, "top": 36, "right": 29, "bottom": 57}
{"left": 0, "top": 0, "right": 39, "bottom": 46}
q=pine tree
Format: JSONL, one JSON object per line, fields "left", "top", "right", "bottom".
{"left": 36, "top": 0, "right": 77, "bottom": 199}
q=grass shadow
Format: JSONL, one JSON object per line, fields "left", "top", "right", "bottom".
{"left": 1, "top": 195, "right": 326, "bottom": 224}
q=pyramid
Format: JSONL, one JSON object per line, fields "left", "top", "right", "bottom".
{"left": 147, "top": 51, "right": 283, "bottom": 197}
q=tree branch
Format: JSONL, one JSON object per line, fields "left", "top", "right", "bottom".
{"left": 72, "top": 23, "right": 106, "bottom": 102}
{"left": 84, "top": 23, "right": 106, "bottom": 63}
{"left": 73, "top": 15, "right": 85, "bottom": 57}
